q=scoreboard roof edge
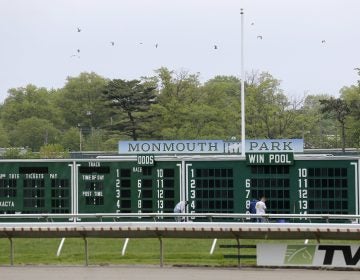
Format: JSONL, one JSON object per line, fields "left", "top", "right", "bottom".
{"left": 99, "top": 154, "right": 360, "bottom": 161}
{"left": 0, "top": 159, "right": 76, "bottom": 163}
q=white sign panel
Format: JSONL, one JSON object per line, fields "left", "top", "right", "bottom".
{"left": 118, "top": 139, "right": 304, "bottom": 154}
{"left": 246, "top": 139, "right": 303, "bottom": 153}
{"left": 257, "top": 244, "right": 360, "bottom": 268}
{"left": 119, "top": 140, "right": 224, "bottom": 154}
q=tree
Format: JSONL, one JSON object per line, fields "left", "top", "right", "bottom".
{"left": 55, "top": 72, "right": 110, "bottom": 130}
{"left": 200, "top": 76, "right": 241, "bottom": 139}
{"left": 103, "top": 79, "right": 157, "bottom": 140}
{"left": 319, "top": 97, "right": 350, "bottom": 152}
{"left": 10, "top": 117, "right": 60, "bottom": 151}
{"left": 1, "top": 85, "right": 62, "bottom": 131}
{"left": 60, "top": 127, "right": 81, "bottom": 151}
{"left": 341, "top": 84, "right": 360, "bottom": 148}
{"left": 1, "top": 148, "right": 25, "bottom": 159}
{"left": 146, "top": 68, "right": 216, "bottom": 139}
{"left": 39, "top": 144, "right": 69, "bottom": 158}
{"left": 83, "top": 129, "right": 108, "bottom": 151}
{"left": 155, "top": 67, "right": 201, "bottom": 98}
{"left": 299, "top": 94, "right": 334, "bottom": 148}
{"left": 245, "top": 72, "right": 301, "bottom": 139}
{"left": 1, "top": 148, "right": 37, "bottom": 159}
{"left": 0, "top": 121, "right": 10, "bottom": 147}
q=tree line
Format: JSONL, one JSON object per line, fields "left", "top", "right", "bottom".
{"left": 0, "top": 67, "right": 359, "bottom": 158}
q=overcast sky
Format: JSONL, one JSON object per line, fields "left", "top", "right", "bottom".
{"left": 0, "top": 0, "right": 359, "bottom": 102}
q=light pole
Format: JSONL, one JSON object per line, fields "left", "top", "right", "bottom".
{"left": 86, "top": 110, "right": 93, "bottom": 136}
{"left": 78, "top": 123, "right": 82, "bottom": 152}
{"left": 240, "top": 8, "right": 246, "bottom": 157}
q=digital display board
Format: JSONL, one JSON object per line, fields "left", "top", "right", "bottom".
{"left": 0, "top": 156, "right": 358, "bottom": 220}
{"left": 0, "top": 161, "right": 72, "bottom": 214}
{"left": 77, "top": 160, "right": 180, "bottom": 217}
{"left": 186, "top": 158, "right": 356, "bottom": 216}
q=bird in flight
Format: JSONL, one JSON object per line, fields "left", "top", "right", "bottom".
{"left": 77, "top": 27, "right": 81, "bottom": 32}
{"left": 77, "top": 49, "right": 80, "bottom": 53}
{"left": 110, "top": 41, "right": 115, "bottom": 46}
{"left": 257, "top": 35, "right": 263, "bottom": 40}
{"left": 321, "top": 40, "right": 326, "bottom": 43}
{"left": 214, "top": 45, "right": 218, "bottom": 50}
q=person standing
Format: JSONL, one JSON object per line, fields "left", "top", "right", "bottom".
{"left": 255, "top": 196, "right": 267, "bottom": 222}
{"left": 249, "top": 198, "right": 259, "bottom": 222}
{"left": 174, "top": 201, "right": 188, "bottom": 222}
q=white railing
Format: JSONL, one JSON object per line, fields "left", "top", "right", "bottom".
{"left": 1, "top": 212, "right": 359, "bottom": 267}
{"left": 0, "top": 212, "right": 359, "bottom": 222}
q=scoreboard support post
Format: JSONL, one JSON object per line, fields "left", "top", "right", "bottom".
{"left": 351, "top": 161, "right": 359, "bottom": 223}
{"left": 236, "top": 238, "right": 240, "bottom": 268}
{"left": 74, "top": 163, "right": 80, "bottom": 221}
{"left": 83, "top": 236, "right": 89, "bottom": 266}
{"left": 9, "top": 237, "right": 14, "bottom": 266}
{"left": 159, "top": 236, "right": 164, "bottom": 268}
{"left": 177, "top": 162, "right": 185, "bottom": 203}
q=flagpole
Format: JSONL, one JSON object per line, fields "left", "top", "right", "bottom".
{"left": 240, "top": 8, "right": 246, "bottom": 157}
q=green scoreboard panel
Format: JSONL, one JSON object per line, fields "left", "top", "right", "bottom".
{"left": 246, "top": 165, "right": 291, "bottom": 214}
{"left": 0, "top": 156, "right": 358, "bottom": 221}
{"left": 293, "top": 159, "right": 356, "bottom": 215}
{"left": 186, "top": 161, "right": 240, "bottom": 214}
{"left": 77, "top": 160, "right": 180, "bottom": 216}
{"left": 0, "top": 161, "right": 72, "bottom": 214}
{"left": 186, "top": 156, "right": 359, "bottom": 217}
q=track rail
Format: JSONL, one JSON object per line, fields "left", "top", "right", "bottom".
{"left": 0, "top": 222, "right": 360, "bottom": 239}
{"left": 0, "top": 213, "right": 359, "bottom": 240}
{"left": 0, "top": 212, "right": 359, "bottom": 221}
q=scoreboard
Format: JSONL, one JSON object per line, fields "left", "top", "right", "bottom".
{"left": 0, "top": 155, "right": 359, "bottom": 219}
{"left": 77, "top": 159, "right": 180, "bottom": 216}
{"left": 0, "top": 160, "right": 72, "bottom": 215}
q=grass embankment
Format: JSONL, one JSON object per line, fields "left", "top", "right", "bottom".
{"left": 0, "top": 238, "right": 252, "bottom": 266}
{"left": 0, "top": 238, "right": 358, "bottom": 266}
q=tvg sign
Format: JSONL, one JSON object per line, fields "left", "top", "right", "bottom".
{"left": 285, "top": 245, "right": 360, "bottom": 267}
{"left": 258, "top": 244, "right": 360, "bottom": 267}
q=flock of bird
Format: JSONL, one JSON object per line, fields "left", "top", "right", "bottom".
{"left": 70, "top": 26, "right": 161, "bottom": 58}
{"left": 70, "top": 24, "right": 327, "bottom": 58}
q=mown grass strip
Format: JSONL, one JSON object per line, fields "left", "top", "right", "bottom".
{"left": 0, "top": 238, "right": 359, "bottom": 266}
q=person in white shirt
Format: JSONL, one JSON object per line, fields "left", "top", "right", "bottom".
{"left": 174, "top": 201, "right": 188, "bottom": 222}
{"left": 255, "top": 196, "right": 267, "bottom": 222}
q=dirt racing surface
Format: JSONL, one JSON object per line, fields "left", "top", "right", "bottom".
{"left": 0, "top": 266, "right": 359, "bottom": 280}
